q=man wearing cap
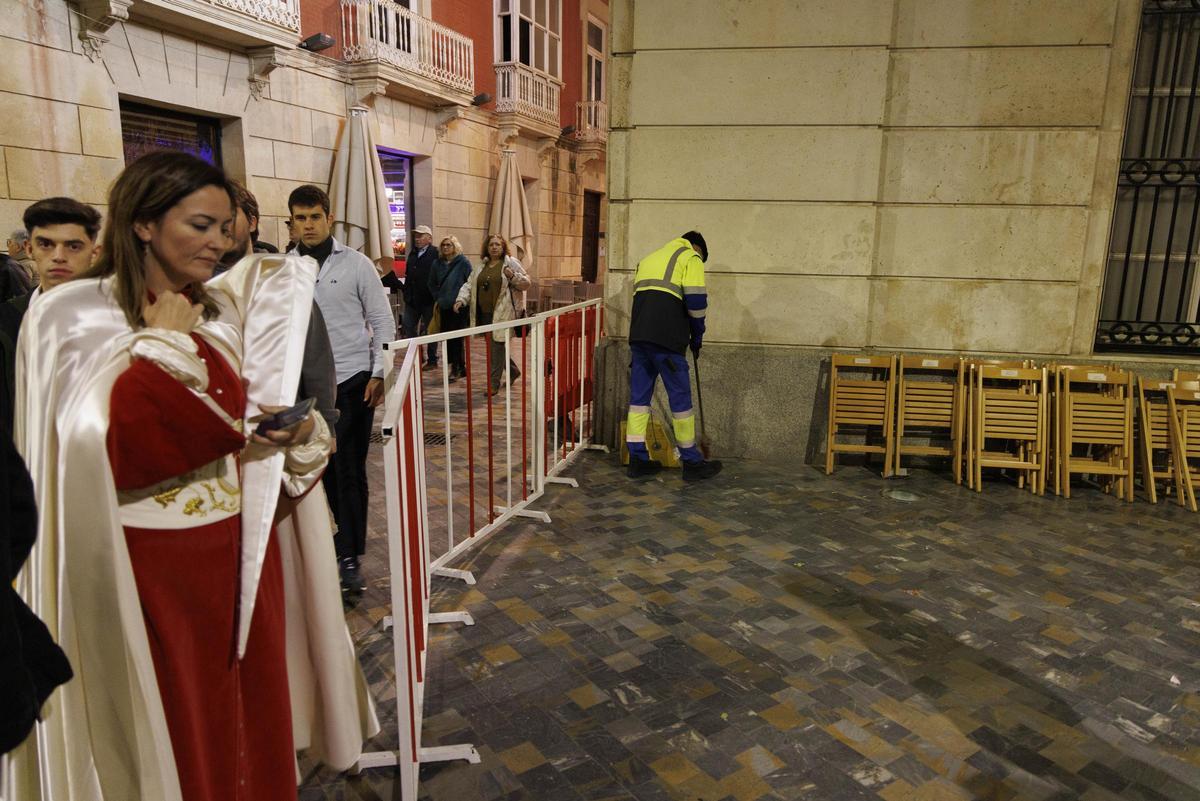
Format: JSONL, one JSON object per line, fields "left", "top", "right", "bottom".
{"left": 402, "top": 225, "right": 439, "bottom": 369}
{"left": 625, "top": 231, "right": 722, "bottom": 482}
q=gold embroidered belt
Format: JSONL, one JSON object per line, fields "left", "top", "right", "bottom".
{"left": 117, "top": 454, "right": 241, "bottom": 529}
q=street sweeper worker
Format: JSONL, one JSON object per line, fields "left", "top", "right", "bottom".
{"left": 624, "top": 231, "right": 722, "bottom": 482}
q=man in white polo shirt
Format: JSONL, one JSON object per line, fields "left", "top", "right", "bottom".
{"left": 288, "top": 184, "right": 396, "bottom": 602}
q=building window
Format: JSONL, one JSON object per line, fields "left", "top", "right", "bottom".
{"left": 378, "top": 149, "right": 413, "bottom": 259}
{"left": 585, "top": 18, "right": 605, "bottom": 105}
{"left": 497, "top": 0, "right": 561, "bottom": 79}
{"left": 119, "top": 101, "right": 222, "bottom": 166}
{"left": 1096, "top": 2, "right": 1200, "bottom": 354}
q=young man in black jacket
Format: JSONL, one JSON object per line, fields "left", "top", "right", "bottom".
{"left": 1, "top": 197, "right": 101, "bottom": 434}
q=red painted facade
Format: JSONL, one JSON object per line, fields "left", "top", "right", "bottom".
{"left": 430, "top": 1, "right": 497, "bottom": 105}
{"left": 559, "top": 1, "right": 582, "bottom": 130}
{"left": 299, "top": 0, "right": 345, "bottom": 61}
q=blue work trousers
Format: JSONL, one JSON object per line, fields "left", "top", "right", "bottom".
{"left": 626, "top": 342, "right": 702, "bottom": 464}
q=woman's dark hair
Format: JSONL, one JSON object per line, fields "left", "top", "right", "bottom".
{"left": 83, "top": 151, "right": 234, "bottom": 327}
{"left": 481, "top": 233, "right": 511, "bottom": 261}
{"left": 229, "top": 179, "right": 261, "bottom": 242}
{"left": 681, "top": 230, "right": 707, "bottom": 263}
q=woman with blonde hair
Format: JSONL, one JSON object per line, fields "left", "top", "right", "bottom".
{"left": 454, "top": 233, "right": 531, "bottom": 395}
{"left": 428, "top": 234, "right": 472, "bottom": 380}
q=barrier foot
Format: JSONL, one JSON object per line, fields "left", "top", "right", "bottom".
{"left": 494, "top": 505, "right": 553, "bottom": 523}
{"left": 433, "top": 566, "right": 476, "bottom": 585}
{"left": 356, "top": 743, "right": 482, "bottom": 771}
{"left": 420, "top": 744, "right": 482, "bottom": 765}
{"left": 546, "top": 476, "right": 579, "bottom": 488}
{"left": 355, "top": 750, "right": 399, "bottom": 770}
{"left": 429, "top": 610, "right": 475, "bottom": 626}
{"left": 587, "top": 444, "right": 610, "bottom": 453}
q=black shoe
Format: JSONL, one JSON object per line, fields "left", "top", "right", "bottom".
{"left": 627, "top": 458, "right": 663, "bottom": 478}
{"left": 339, "top": 556, "right": 365, "bottom": 597}
{"left": 682, "top": 460, "right": 723, "bottom": 482}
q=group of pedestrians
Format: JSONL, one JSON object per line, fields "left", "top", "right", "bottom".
{"left": 399, "top": 228, "right": 530, "bottom": 394}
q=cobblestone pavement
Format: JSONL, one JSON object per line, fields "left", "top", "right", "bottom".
{"left": 300, "top": 433, "right": 1200, "bottom": 801}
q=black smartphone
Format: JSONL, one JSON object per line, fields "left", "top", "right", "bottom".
{"left": 254, "top": 397, "right": 316, "bottom": 436}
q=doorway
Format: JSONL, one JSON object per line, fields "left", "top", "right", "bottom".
{"left": 582, "top": 191, "right": 602, "bottom": 283}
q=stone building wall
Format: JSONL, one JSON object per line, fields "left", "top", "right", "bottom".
{"left": 1, "top": 0, "right": 603, "bottom": 283}
{"left": 601, "top": 0, "right": 1145, "bottom": 462}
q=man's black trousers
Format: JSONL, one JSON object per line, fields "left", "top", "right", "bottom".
{"left": 325, "top": 370, "right": 374, "bottom": 559}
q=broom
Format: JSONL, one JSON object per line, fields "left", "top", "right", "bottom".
{"left": 691, "top": 350, "right": 713, "bottom": 459}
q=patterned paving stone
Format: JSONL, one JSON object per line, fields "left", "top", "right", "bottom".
{"left": 302, "top": 424, "right": 1200, "bottom": 800}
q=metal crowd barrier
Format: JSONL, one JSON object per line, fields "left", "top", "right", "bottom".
{"left": 356, "top": 298, "right": 605, "bottom": 792}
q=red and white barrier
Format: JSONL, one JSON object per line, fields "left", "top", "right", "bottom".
{"left": 357, "top": 299, "right": 605, "bottom": 794}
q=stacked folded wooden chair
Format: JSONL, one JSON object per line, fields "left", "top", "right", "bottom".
{"left": 969, "top": 363, "right": 1049, "bottom": 494}
{"left": 1169, "top": 369, "right": 1200, "bottom": 508}
{"left": 1053, "top": 366, "right": 1134, "bottom": 501}
{"left": 1137, "top": 375, "right": 1196, "bottom": 510}
{"left": 894, "top": 356, "right": 964, "bottom": 482}
{"left": 825, "top": 354, "right": 897, "bottom": 477}
{"left": 962, "top": 359, "right": 1032, "bottom": 490}
{"left": 823, "top": 353, "right": 1199, "bottom": 510}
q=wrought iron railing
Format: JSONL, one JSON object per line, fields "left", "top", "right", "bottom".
{"left": 207, "top": 0, "right": 299, "bottom": 28}
{"left": 494, "top": 62, "right": 561, "bottom": 128}
{"left": 575, "top": 101, "right": 607, "bottom": 143}
{"left": 1096, "top": 1, "right": 1200, "bottom": 353}
{"left": 341, "top": 0, "right": 474, "bottom": 93}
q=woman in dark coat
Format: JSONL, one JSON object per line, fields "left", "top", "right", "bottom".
{"left": 428, "top": 235, "right": 473, "bottom": 381}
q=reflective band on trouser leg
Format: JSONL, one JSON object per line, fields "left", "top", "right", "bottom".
{"left": 627, "top": 406, "right": 651, "bottom": 461}
{"left": 672, "top": 410, "right": 703, "bottom": 463}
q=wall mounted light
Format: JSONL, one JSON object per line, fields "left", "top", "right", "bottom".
{"left": 471, "top": 93, "right": 492, "bottom": 106}
{"left": 300, "top": 33, "right": 335, "bottom": 52}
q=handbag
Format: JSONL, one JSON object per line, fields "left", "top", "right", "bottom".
{"left": 509, "top": 288, "right": 529, "bottom": 338}
{"left": 427, "top": 304, "right": 442, "bottom": 335}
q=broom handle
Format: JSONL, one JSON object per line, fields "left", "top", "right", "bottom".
{"left": 691, "top": 350, "right": 706, "bottom": 441}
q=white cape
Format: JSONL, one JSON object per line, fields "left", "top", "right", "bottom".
{"left": 5, "top": 254, "right": 378, "bottom": 801}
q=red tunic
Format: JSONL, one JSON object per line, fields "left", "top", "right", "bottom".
{"left": 107, "top": 335, "right": 296, "bottom": 801}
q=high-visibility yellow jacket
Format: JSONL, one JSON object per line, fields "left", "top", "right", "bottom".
{"left": 628, "top": 238, "right": 707, "bottom": 354}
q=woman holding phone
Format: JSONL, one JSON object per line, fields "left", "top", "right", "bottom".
{"left": 8, "top": 152, "right": 374, "bottom": 801}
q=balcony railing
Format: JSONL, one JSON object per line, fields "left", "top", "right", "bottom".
{"left": 341, "top": 0, "right": 474, "bottom": 93}
{"left": 210, "top": 0, "right": 299, "bottom": 29}
{"left": 118, "top": 0, "right": 300, "bottom": 52}
{"left": 575, "top": 101, "right": 607, "bottom": 143}
{"left": 494, "top": 62, "right": 561, "bottom": 129}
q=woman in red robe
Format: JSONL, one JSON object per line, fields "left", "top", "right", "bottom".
{"left": 100, "top": 152, "right": 312, "bottom": 800}
{"left": 6, "top": 152, "right": 365, "bottom": 801}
